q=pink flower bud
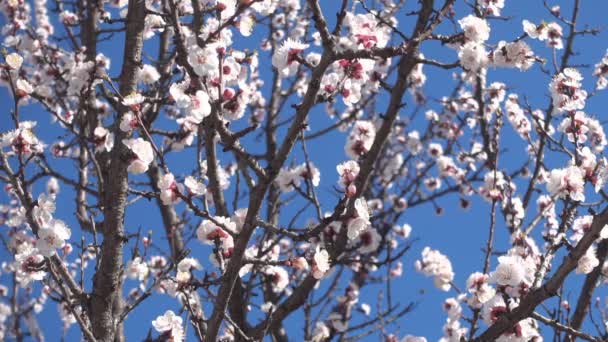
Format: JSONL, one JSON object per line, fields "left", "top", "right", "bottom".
{"left": 346, "top": 184, "right": 357, "bottom": 198}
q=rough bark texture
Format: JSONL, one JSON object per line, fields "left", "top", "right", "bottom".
{"left": 90, "top": 1, "right": 146, "bottom": 340}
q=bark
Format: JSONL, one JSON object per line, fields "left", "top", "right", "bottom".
{"left": 89, "top": 1, "right": 146, "bottom": 341}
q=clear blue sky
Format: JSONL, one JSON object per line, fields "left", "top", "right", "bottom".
{"left": 2, "top": 0, "right": 608, "bottom": 341}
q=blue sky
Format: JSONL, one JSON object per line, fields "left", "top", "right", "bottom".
{"left": 2, "top": 0, "right": 608, "bottom": 341}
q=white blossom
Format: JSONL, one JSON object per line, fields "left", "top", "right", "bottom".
{"left": 272, "top": 38, "right": 309, "bottom": 77}
{"left": 459, "top": 15, "right": 491, "bottom": 43}
{"left": 546, "top": 165, "right": 586, "bottom": 201}
{"left": 122, "top": 93, "right": 145, "bottom": 108}
{"left": 5, "top": 52, "right": 23, "bottom": 69}
{"left": 94, "top": 127, "right": 114, "bottom": 153}
{"left": 36, "top": 220, "right": 71, "bottom": 257}
{"left": 184, "top": 176, "right": 206, "bottom": 196}
{"left": 312, "top": 246, "right": 330, "bottom": 279}
{"left": 550, "top": 68, "right": 587, "bottom": 112}
{"left": 137, "top": 64, "right": 161, "bottom": 84}
{"left": 126, "top": 257, "right": 149, "bottom": 281}
{"left": 176, "top": 257, "right": 203, "bottom": 282}
{"left": 577, "top": 247, "right": 599, "bottom": 274}
{"left": 415, "top": 247, "right": 454, "bottom": 291}
{"left": 123, "top": 138, "right": 154, "bottom": 174}
{"left": 490, "top": 255, "right": 526, "bottom": 287}
{"left": 152, "top": 310, "right": 184, "bottom": 342}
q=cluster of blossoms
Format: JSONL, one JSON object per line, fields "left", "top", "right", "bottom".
{"left": 343, "top": 11, "right": 392, "bottom": 50}
{"left": 569, "top": 214, "right": 608, "bottom": 274}
{"left": 197, "top": 216, "right": 237, "bottom": 265}
{"left": 125, "top": 256, "right": 149, "bottom": 282}
{"left": 479, "top": 170, "right": 508, "bottom": 201}
{"left": 546, "top": 165, "right": 586, "bottom": 202}
{"left": 485, "top": 82, "right": 507, "bottom": 118}
{"left": 152, "top": 310, "right": 184, "bottom": 342}
{"left": 523, "top": 20, "right": 564, "bottom": 49}
{"left": 504, "top": 94, "right": 532, "bottom": 139}
{"left": 317, "top": 57, "right": 383, "bottom": 106}
{"left": 479, "top": 0, "right": 505, "bottom": 16}
{"left": 3, "top": 0, "right": 608, "bottom": 339}
{"left": 537, "top": 195, "right": 559, "bottom": 234}
{"left": 481, "top": 295, "right": 542, "bottom": 341}
{"left": 93, "top": 127, "right": 114, "bottom": 153}
{"left": 171, "top": 86, "right": 212, "bottom": 123}
{"left": 491, "top": 40, "right": 535, "bottom": 71}
{"left": 155, "top": 8, "right": 266, "bottom": 149}
{"left": 556, "top": 111, "right": 607, "bottom": 153}
{"left": 235, "top": 239, "right": 330, "bottom": 295}
{"left": 438, "top": 297, "right": 468, "bottom": 341}
{"left": 321, "top": 12, "right": 393, "bottom": 105}
{"left": 490, "top": 253, "right": 536, "bottom": 298}
{"left": 0, "top": 180, "right": 75, "bottom": 288}
{"left": 466, "top": 273, "right": 496, "bottom": 309}
{"left": 122, "top": 138, "right": 154, "bottom": 174}
{"left": 549, "top": 68, "right": 587, "bottom": 112}
{"left": 272, "top": 38, "right": 309, "bottom": 77}
{"left": 346, "top": 198, "right": 371, "bottom": 241}
{"left": 30, "top": 189, "right": 71, "bottom": 258}
{"left": 65, "top": 53, "right": 108, "bottom": 99}
{"left": 156, "top": 173, "right": 206, "bottom": 206}
{"left": 457, "top": 15, "right": 491, "bottom": 72}
{"left": 503, "top": 196, "right": 525, "bottom": 229}
{"left": 542, "top": 64, "right": 608, "bottom": 205}
{"left": 345, "top": 120, "right": 377, "bottom": 159}
{"left": 276, "top": 162, "right": 321, "bottom": 193}
{"left": 415, "top": 247, "right": 454, "bottom": 291}
{"left": 466, "top": 233, "right": 544, "bottom": 340}
{"left": 0, "top": 121, "right": 43, "bottom": 156}
{"left": 311, "top": 246, "right": 331, "bottom": 279}
{"left": 307, "top": 12, "right": 393, "bottom": 106}
{"left": 455, "top": 15, "right": 537, "bottom": 74}
{"left": 336, "top": 160, "right": 360, "bottom": 197}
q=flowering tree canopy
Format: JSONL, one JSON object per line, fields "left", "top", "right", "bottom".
{"left": 1, "top": 0, "right": 608, "bottom": 341}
